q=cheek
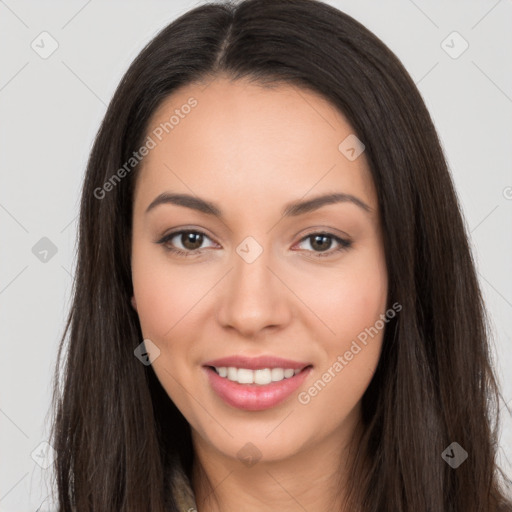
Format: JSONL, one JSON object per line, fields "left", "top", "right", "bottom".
{"left": 131, "top": 245, "right": 210, "bottom": 339}
{"left": 293, "top": 247, "right": 387, "bottom": 404}
{"left": 292, "top": 248, "right": 387, "bottom": 345}
{"left": 131, "top": 254, "right": 205, "bottom": 406}
{"left": 132, "top": 262, "right": 173, "bottom": 338}
{"left": 297, "top": 286, "right": 386, "bottom": 421}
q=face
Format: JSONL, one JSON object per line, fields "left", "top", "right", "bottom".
{"left": 131, "top": 76, "right": 388, "bottom": 464}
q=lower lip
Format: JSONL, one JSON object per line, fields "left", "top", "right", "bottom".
{"left": 204, "top": 366, "right": 312, "bottom": 411}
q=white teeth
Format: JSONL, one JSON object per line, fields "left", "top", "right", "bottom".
{"left": 213, "top": 366, "right": 302, "bottom": 385}
{"left": 255, "top": 368, "right": 272, "bottom": 385}
{"left": 237, "top": 368, "right": 254, "bottom": 384}
{"left": 271, "top": 368, "right": 284, "bottom": 381}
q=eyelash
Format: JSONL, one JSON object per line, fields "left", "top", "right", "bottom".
{"left": 155, "top": 229, "right": 352, "bottom": 258}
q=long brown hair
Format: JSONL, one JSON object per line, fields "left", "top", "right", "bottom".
{"left": 51, "top": 0, "right": 512, "bottom": 510}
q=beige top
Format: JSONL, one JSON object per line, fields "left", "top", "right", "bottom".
{"left": 169, "top": 460, "right": 198, "bottom": 512}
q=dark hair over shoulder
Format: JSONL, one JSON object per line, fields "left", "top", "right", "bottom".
{"left": 50, "top": 0, "right": 512, "bottom": 510}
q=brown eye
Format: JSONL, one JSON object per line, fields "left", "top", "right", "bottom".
{"left": 295, "top": 232, "right": 352, "bottom": 258}
{"left": 156, "top": 229, "right": 216, "bottom": 256}
{"left": 310, "top": 234, "right": 333, "bottom": 252}
{"left": 180, "top": 232, "right": 204, "bottom": 250}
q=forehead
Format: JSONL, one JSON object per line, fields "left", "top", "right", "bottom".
{"left": 134, "top": 76, "right": 377, "bottom": 218}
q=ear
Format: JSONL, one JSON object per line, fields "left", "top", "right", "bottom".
{"left": 131, "top": 296, "right": 137, "bottom": 311}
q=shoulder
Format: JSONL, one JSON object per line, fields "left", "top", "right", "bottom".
{"left": 168, "top": 460, "right": 198, "bottom": 512}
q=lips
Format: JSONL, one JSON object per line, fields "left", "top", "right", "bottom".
{"left": 204, "top": 364, "right": 313, "bottom": 411}
{"left": 202, "top": 355, "right": 311, "bottom": 371}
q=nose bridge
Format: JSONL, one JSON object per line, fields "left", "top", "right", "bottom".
{"left": 234, "top": 235, "right": 273, "bottom": 288}
{"left": 215, "top": 235, "right": 290, "bottom": 334}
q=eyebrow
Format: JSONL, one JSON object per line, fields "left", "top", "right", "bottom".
{"left": 145, "top": 191, "right": 372, "bottom": 218}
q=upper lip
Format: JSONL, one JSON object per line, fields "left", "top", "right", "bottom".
{"left": 203, "top": 355, "right": 312, "bottom": 371}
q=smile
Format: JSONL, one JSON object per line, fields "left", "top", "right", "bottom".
{"left": 203, "top": 365, "right": 313, "bottom": 411}
{"left": 211, "top": 366, "right": 302, "bottom": 385}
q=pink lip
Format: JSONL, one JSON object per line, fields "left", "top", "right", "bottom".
{"left": 203, "top": 365, "right": 313, "bottom": 411}
{"left": 203, "top": 355, "right": 311, "bottom": 370}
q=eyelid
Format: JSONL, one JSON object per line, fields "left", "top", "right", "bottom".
{"left": 295, "top": 225, "right": 351, "bottom": 243}
{"left": 156, "top": 224, "right": 214, "bottom": 240}
{"left": 292, "top": 230, "right": 352, "bottom": 257}
{"left": 155, "top": 227, "right": 217, "bottom": 249}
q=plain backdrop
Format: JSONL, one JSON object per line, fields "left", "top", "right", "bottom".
{"left": 0, "top": 0, "right": 511, "bottom": 510}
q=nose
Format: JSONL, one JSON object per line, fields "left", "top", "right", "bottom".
{"left": 215, "top": 243, "right": 292, "bottom": 338}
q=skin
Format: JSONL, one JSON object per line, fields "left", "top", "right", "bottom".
{"left": 131, "top": 76, "right": 388, "bottom": 512}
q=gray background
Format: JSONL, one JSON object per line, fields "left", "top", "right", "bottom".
{"left": 1, "top": 0, "right": 511, "bottom": 509}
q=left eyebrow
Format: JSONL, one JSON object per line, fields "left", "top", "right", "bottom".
{"left": 144, "top": 191, "right": 373, "bottom": 218}
{"left": 282, "top": 192, "right": 372, "bottom": 216}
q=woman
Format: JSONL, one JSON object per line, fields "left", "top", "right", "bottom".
{"left": 50, "top": 0, "right": 512, "bottom": 510}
